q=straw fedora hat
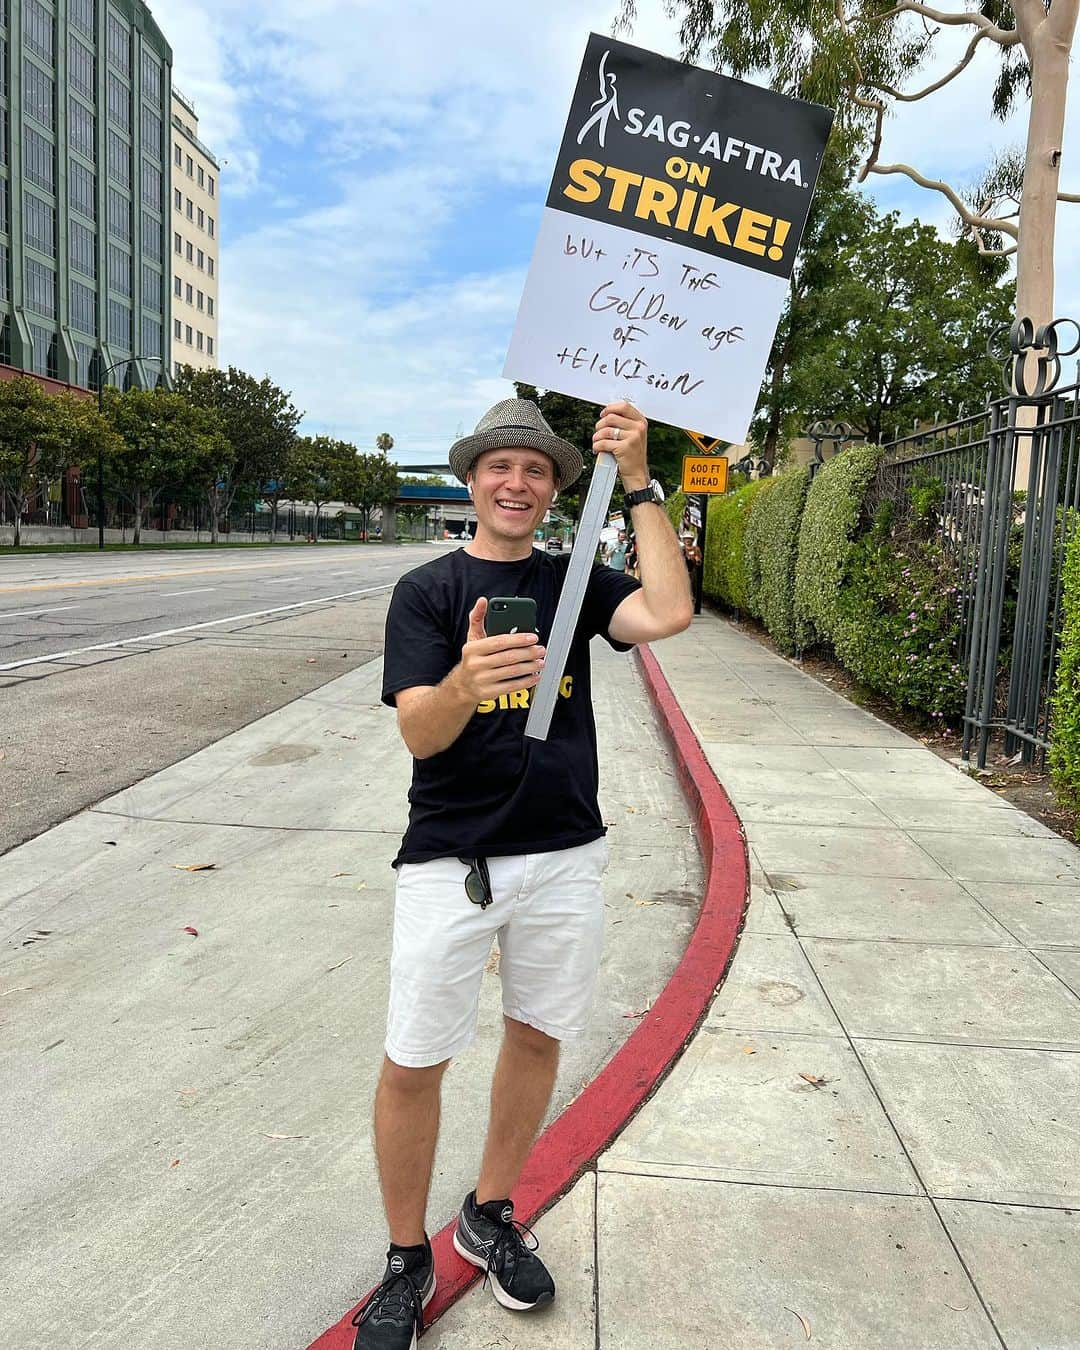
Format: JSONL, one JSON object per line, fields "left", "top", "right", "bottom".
{"left": 449, "top": 399, "right": 584, "bottom": 489}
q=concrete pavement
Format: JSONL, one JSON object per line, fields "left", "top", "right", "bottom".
{"left": 0, "top": 639, "right": 699, "bottom": 1349}
{"left": 439, "top": 613, "right": 1080, "bottom": 1349}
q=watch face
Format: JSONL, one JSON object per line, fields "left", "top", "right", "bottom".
{"left": 651, "top": 478, "right": 666, "bottom": 503}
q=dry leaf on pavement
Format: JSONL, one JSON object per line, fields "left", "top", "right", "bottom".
{"left": 784, "top": 1307, "right": 811, "bottom": 1340}
{"left": 622, "top": 1002, "right": 651, "bottom": 1019}
{"left": 743, "top": 1047, "right": 757, "bottom": 1055}
{"left": 264, "top": 1133, "right": 308, "bottom": 1140}
{"left": 326, "top": 956, "right": 353, "bottom": 973}
{"left": 182, "top": 926, "right": 199, "bottom": 936}
{"left": 635, "top": 899, "right": 658, "bottom": 907}
{"left": 170, "top": 1159, "right": 181, "bottom": 1168}
{"left": 172, "top": 863, "right": 217, "bottom": 872}
{"left": 798, "top": 1073, "right": 827, "bottom": 1088}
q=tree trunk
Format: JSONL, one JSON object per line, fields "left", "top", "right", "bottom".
{"left": 382, "top": 503, "right": 397, "bottom": 544}
{"left": 133, "top": 488, "right": 143, "bottom": 546}
{"left": 269, "top": 500, "right": 278, "bottom": 544}
{"left": 1016, "top": 37, "right": 1074, "bottom": 333}
{"left": 12, "top": 492, "right": 24, "bottom": 547}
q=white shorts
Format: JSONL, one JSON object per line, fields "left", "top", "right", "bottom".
{"left": 385, "top": 837, "right": 609, "bottom": 1068}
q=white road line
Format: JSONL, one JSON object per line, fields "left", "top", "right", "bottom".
{"left": 265, "top": 576, "right": 302, "bottom": 584}
{"left": 0, "top": 604, "right": 80, "bottom": 620}
{"left": 166, "top": 587, "right": 216, "bottom": 595}
{"left": 0, "top": 584, "right": 394, "bottom": 672}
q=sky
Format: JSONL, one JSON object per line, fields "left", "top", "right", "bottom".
{"left": 158, "top": 0, "right": 1080, "bottom": 463}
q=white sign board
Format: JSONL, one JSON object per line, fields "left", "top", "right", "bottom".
{"left": 504, "top": 34, "right": 833, "bottom": 443}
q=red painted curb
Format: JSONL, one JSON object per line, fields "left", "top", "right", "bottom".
{"left": 307, "top": 642, "right": 748, "bottom": 1348}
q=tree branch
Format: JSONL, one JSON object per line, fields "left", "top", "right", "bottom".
{"left": 871, "top": 25, "right": 1019, "bottom": 102}
{"left": 866, "top": 161, "right": 1020, "bottom": 238}
{"left": 1046, "top": 0, "right": 1080, "bottom": 45}
{"left": 1060, "top": 190, "right": 1080, "bottom": 204}
{"left": 870, "top": 1, "right": 1018, "bottom": 43}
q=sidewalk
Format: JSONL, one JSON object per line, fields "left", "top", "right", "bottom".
{"left": 437, "top": 611, "right": 1080, "bottom": 1349}
{"left": 0, "top": 644, "right": 699, "bottom": 1349}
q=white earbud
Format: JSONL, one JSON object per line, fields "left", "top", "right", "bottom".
{"left": 551, "top": 490, "right": 559, "bottom": 504}
{"left": 467, "top": 481, "right": 474, "bottom": 497}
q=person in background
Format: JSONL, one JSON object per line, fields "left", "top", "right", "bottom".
{"left": 607, "top": 528, "right": 628, "bottom": 572}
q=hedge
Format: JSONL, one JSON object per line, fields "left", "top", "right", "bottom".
{"left": 794, "top": 444, "right": 883, "bottom": 651}
{"left": 704, "top": 478, "right": 770, "bottom": 612}
{"left": 832, "top": 517, "right": 966, "bottom": 717}
{"left": 1050, "top": 525, "right": 1080, "bottom": 811}
{"left": 742, "top": 467, "right": 811, "bottom": 653}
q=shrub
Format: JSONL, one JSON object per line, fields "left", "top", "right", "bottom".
{"left": 704, "top": 479, "right": 770, "bottom": 612}
{"left": 665, "top": 490, "right": 686, "bottom": 533}
{"left": 794, "top": 444, "right": 883, "bottom": 651}
{"left": 742, "top": 467, "right": 811, "bottom": 653}
{"left": 832, "top": 516, "right": 967, "bottom": 717}
{"left": 1050, "top": 525, "right": 1080, "bottom": 812}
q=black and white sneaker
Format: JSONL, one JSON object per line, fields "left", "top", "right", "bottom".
{"left": 351, "top": 1241, "right": 436, "bottom": 1350}
{"left": 453, "top": 1191, "right": 555, "bottom": 1311}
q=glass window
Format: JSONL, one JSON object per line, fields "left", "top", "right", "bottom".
{"left": 71, "top": 0, "right": 94, "bottom": 40}
{"left": 141, "top": 50, "right": 161, "bottom": 104}
{"left": 108, "top": 241, "right": 130, "bottom": 295}
{"left": 70, "top": 218, "right": 96, "bottom": 278}
{"left": 207, "top": 256, "right": 214, "bottom": 278}
{"left": 24, "top": 59, "right": 54, "bottom": 129}
{"left": 173, "top": 275, "right": 181, "bottom": 297}
{"left": 184, "top": 324, "right": 192, "bottom": 345}
{"left": 24, "top": 192, "right": 56, "bottom": 257}
{"left": 70, "top": 158, "right": 96, "bottom": 219}
{"left": 0, "top": 107, "right": 7, "bottom": 167}
{"left": 107, "top": 186, "right": 130, "bottom": 241}
{"left": 141, "top": 104, "right": 160, "bottom": 156}
{"left": 196, "top": 330, "right": 203, "bottom": 351}
{"left": 185, "top": 240, "right": 193, "bottom": 262}
{"left": 207, "top": 296, "right": 214, "bottom": 317}
{"left": 196, "top": 289, "right": 203, "bottom": 310}
{"left": 107, "top": 11, "right": 129, "bottom": 74}
{"left": 141, "top": 157, "right": 160, "bottom": 208}
{"left": 107, "top": 72, "right": 129, "bottom": 130}
{"left": 185, "top": 153, "right": 192, "bottom": 176}
{"left": 173, "top": 317, "right": 181, "bottom": 338}
{"left": 207, "top": 216, "right": 214, "bottom": 239}
{"left": 142, "top": 263, "right": 161, "bottom": 311}
{"left": 107, "top": 128, "right": 130, "bottom": 186}
{"left": 185, "top": 282, "right": 192, "bottom": 302}
{"left": 174, "top": 144, "right": 182, "bottom": 167}
{"left": 24, "top": 0, "right": 53, "bottom": 63}
{"left": 197, "top": 166, "right": 204, "bottom": 187}
{"left": 0, "top": 243, "right": 8, "bottom": 303}
{"left": 75, "top": 340, "right": 97, "bottom": 388}
{"left": 25, "top": 258, "right": 56, "bottom": 317}
{"left": 173, "top": 231, "right": 181, "bottom": 253}
{"left": 196, "top": 248, "right": 203, "bottom": 270}
{"left": 197, "top": 207, "right": 203, "bottom": 229}
{"left": 207, "top": 174, "right": 215, "bottom": 197}
{"left": 69, "top": 35, "right": 95, "bottom": 99}
{"left": 24, "top": 124, "right": 54, "bottom": 191}
{"left": 0, "top": 179, "right": 8, "bottom": 234}
{"left": 142, "top": 210, "right": 161, "bottom": 262}
{"left": 207, "top": 336, "right": 214, "bottom": 357}
{"left": 108, "top": 298, "right": 131, "bottom": 350}
{"left": 71, "top": 279, "right": 97, "bottom": 336}
{"left": 0, "top": 38, "right": 6, "bottom": 99}
{"left": 185, "top": 197, "right": 193, "bottom": 219}
{"left": 29, "top": 322, "right": 58, "bottom": 377}
{"left": 69, "top": 97, "right": 95, "bottom": 161}
{"left": 173, "top": 187, "right": 181, "bottom": 210}
{"left": 142, "top": 314, "right": 161, "bottom": 357}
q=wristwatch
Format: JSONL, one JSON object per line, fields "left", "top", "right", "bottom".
{"left": 624, "top": 478, "right": 666, "bottom": 511}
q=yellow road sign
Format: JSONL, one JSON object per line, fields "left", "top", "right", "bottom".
{"left": 681, "top": 455, "right": 729, "bottom": 495}
{"left": 684, "top": 430, "right": 725, "bottom": 455}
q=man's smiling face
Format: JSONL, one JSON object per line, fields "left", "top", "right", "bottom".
{"left": 469, "top": 447, "right": 558, "bottom": 545}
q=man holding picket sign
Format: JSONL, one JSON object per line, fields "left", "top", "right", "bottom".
{"left": 351, "top": 395, "right": 691, "bottom": 1348}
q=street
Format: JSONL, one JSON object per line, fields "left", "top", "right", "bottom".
{"left": 0, "top": 544, "right": 445, "bottom": 856}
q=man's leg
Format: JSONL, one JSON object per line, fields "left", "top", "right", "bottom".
{"left": 374, "top": 1055, "right": 449, "bottom": 1245}
{"left": 475, "top": 1016, "right": 559, "bottom": 1204}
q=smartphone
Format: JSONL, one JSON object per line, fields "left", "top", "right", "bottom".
{"left": 485, "top": 596, "right": 538, "bottom": 637}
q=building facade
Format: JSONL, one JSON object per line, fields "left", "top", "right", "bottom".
{"left": 169, "top": 87, "right": 217, "bottom": 376}
{"left": 0, "top": 0, "right": 172, "bottom": 391}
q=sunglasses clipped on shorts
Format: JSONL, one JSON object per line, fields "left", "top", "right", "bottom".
{"left": 459, "top": 855, "right": 493, "bottom": 910}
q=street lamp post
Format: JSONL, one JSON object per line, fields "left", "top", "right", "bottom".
{"left": 95, "top": 354, "right": 167, "bottom": 549}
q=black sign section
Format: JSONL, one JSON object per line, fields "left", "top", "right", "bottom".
{"left": 547, "top": 33, "right": 834, "bottom": 280}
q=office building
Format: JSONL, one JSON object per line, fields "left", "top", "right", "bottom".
{"left": 169, "top": 84, "right": 217, "bottom": 375}
{"left": 0, "top": 0, "right": 172, "bottom": 391}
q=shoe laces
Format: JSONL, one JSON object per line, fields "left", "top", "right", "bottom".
{"left": 484, "top": 1215, "right": 540, "bottom": 1291}
{"left": 351, "top": 1267, "right": 426, "bottom": 1334}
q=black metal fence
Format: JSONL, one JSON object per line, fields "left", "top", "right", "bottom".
{"left": 873, "top": 318, "right": 1080, "bottom": 769}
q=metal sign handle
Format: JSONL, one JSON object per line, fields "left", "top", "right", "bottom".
{"left": 525, "top": 450, "right": 620, "bottom": 741}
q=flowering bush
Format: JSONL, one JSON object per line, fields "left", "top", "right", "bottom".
{"left": 832, "top": 515, "right": 967, "bottom": 717}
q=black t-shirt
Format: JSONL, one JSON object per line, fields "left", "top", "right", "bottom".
{"left": 381, "top": 546, "right": 642, "bottom": 866}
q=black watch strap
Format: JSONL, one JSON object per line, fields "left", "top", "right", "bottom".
{"left": 624, "top": 485, "right": 660, "bottom": 510}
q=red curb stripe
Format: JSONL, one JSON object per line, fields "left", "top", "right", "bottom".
{"left": 308, "top": 642, "right": 748, "bottom": 1348}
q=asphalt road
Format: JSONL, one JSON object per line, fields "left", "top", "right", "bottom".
{"left": 0, "top": 544, "right": 445, "bottom": 856}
